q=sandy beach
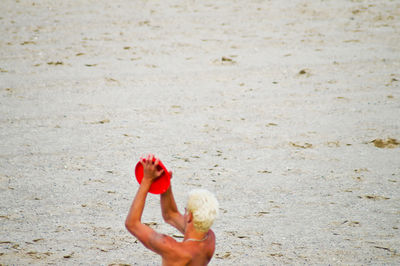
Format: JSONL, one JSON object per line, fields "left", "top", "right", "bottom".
{"left": 1, "top": 0, "right": 399, "bottom": 264}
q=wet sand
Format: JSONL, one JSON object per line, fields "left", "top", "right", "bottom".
{"left": 1, "top": 0, "right": 399, "bottom": 264}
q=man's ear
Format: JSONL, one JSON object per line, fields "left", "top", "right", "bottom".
{"left": 188, "top": 212, "right": 193, "bottom": 223}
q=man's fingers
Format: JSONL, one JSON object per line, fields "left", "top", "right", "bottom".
{"left": 140, "top": 154, "right": 164, "bottom": 170}
{"left": 169, "top": 171, "right": 173, "bottom": 179}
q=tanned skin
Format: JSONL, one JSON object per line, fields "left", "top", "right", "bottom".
{"left": 125, "top": 154, "right": 215, "bottom": 265}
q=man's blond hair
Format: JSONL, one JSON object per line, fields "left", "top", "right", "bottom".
{"left": 187, "top": 189, "right": 219, "bottom": 232}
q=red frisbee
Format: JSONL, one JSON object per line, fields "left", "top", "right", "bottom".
{"left": 135, "top": 158, "right": 171, "bottom": 194}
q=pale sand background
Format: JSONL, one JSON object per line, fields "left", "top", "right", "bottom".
{"left": 1, "top": 0, "right": 399, "bottom": 265}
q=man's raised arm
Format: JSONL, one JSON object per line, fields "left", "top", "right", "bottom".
{"left": 125, "top": 155, "right": 173, "bottom": 254}
{"left": 161, "top": 182, "right": 185, "bottom": 233}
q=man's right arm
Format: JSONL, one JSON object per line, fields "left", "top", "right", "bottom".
{"left": 161, "top": 185, "right": 185, "bottom": 233}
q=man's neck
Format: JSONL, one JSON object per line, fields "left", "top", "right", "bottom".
{"left": 184, "top": 229, "right": 208, "bottom": 242}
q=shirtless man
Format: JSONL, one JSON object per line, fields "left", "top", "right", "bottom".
{"left": 125, "top": 154, "right": 219, "bottom": 265}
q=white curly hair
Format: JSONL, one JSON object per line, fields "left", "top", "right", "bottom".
{"left": 186, "top": 189, "right": 219, "bottom": 232}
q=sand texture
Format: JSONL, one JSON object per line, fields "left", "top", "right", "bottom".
{"left": 1, "top": 0, "right": 400, "bottom": 265}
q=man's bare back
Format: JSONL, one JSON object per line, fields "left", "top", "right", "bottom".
{"left": 160, "top": 230, "right": 215, "bottom": 265}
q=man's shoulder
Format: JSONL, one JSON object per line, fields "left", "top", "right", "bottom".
{"left": 153, "top": 233, "right": 189, "bottom": 251}
{"left": 158, "top": 235, "right": 192, "bottom": 263}
{"left": 151, "top": 233, "right": 179, "bottom": 247}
